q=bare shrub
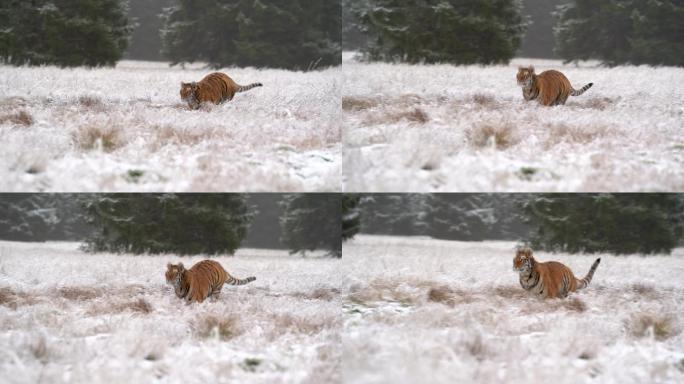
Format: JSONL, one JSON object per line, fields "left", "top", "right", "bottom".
{"left": 342, "top": 96, "right": 378, "bottom": 111}
{"left": 58, "top": 286, "right": 103, "bottom": 301}
{"left": 466, "top": 121, "right": 519, "bottom": 150}
{"left": 72, "top": 124, "right": 125, "bottom": 152}
{"left": 627, "top": 313, "right": 680, "bottom": 341}
{"left": 194, "top": 314, "right": 242, "bottom": 341}
{"left": 0, "top": 110, "right": 34, "bottom": 126}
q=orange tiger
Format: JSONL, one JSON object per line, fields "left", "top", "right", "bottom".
{"left": 513, "top": 248, "right": 600, "bottom": 299}
{"left": 180, "top": 72, "right": 262, "bottom": 110}
{"left": 165, "top": 260, "right": 256, "bottom": 303}
{"left": 516, "top": 66, "right": 593, "bottom": 106}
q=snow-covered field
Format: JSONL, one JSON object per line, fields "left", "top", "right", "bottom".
{"left": 0, "top": 61, "right": 341, "bottom": 192}
{"left": 342, "top": 235, "right": 684, "bottom": 384}
{"left": 0, "top": 241, "right": 341, "bottom": 383}
{"left": 343, "top": 54, "right": 684, "bottom": 191}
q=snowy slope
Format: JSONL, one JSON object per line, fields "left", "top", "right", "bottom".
{"left": 0, "top": 61, "right": 341, "bottom": 192}
{"left": 342, "top": 235, "right": 684, "bottom": 384}
{"left": 343, "top": 55, "right": 684, "bottom": 191}
{"left": 0, "top": 241, "right": 341, "bottom": 383}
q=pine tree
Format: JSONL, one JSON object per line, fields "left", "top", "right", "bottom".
{"left": 161, "top": 0, "right": 341, "bottom": 70}
{"left": 520, "top": 194, "right": 684, "bottom": 254}
{"left": 554, "top": 0, "right": 684, "bottom": 66}
{"left": 82, "top": 194, "right": 252, "bottom": 255}
{"left": 358, "top": 0, "right": 526, "bottom": 64}
{"left": 342, "top": 194, "right": 361, "bottom": 241}
{"left": 0, "top": 0, "right": 132, "bottom": 67}
{"left": 0, "top": 194, "right": 91, "bottom": 241}
{"left": 280, "top": 194, "right": 342, "bottom": 258}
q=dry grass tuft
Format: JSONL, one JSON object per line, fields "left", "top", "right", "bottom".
{"left": 58, "top": 286, "right": 103, "bottom": 301}
{"left": 466, "top": 121, "right": 519, "bottom": 150}
{"left": 153, "top": 124, "right": 220, "bottom": 148}
{"left": 0, "top": 110, "right": 34, "bottom": 126}
{"left": 563, "top": 297, "right": 587, "bottom": 312}
{"left": 342, "top": 96, "right": 379, "bottom": 111}
{"left": 78, "top": 95, "right": 104, "bottom": 109}
{"left": 471, "top": 93, "right": 500, "bottom": 109}
{"left": 363, "top": 107, "right": 430, "bottom": 126}
{"left": 293, "top": 287, "right": 341, "bottom": 301}
{"left": 427, "top": 285, "right": 473, "bottom": 306}
{"left": 492, "top": 285, "right": 527, "bottom": 300}
{"left": 573, "top": 97, "right": 618, "bottom": 111}
{"left": 630, "top": 283, "right": 661, "bottom": 299}
{"left": 120, "top": 298, "right": 153, "bottom": 314}
{"left": 272, "top": 313, "right": 336, "bottom": 336}
{"left": 627, "top": 313, "right": 680, "bottom": 341}
{"left": 544, "top": 122, "right": 616, "bottom": 148}
{"left": 194, "top": 314, "right": 242, "bottom": 341}
{"left": 72, "top": 123, "right": 125, "bottom": 152}
{"left": 0, "top": 287, "right": 39, "bottom": 309}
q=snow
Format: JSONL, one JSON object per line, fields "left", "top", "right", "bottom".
{"left": 342, "top": 54, "right": 684, "bottom": 191}
{"left": 0, "top": 241, "right": 341, "bottom": 383}
{"left": 0, "top": 61, "right": 341, "bottom": 192}
{"left": 342, "top": 235, "right": 684, "bottom": 384}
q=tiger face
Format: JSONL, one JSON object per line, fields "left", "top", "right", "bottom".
{"left": 165, "top": 262, "right": 185, "bottom": 285}
{"left": 516, "top": 66, "right": 534, "bottom": 88}
{"left": 180, "top": 82, "right": 199, "bottom": 109}
{"left": 513, "top": 248, "right": 533, "bottom": 273}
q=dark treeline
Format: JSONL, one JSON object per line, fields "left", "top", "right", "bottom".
{"left": 1, "top": 0, "right": 341, "bottom": 70}
{"left": 0, "top": 194, "right": 344, "bottom": 257}
{"left": 344, "top": 0, "right": 684, "bottom": 67}
{"left": 354, "top": 194, "right": 684, "bottom": 255}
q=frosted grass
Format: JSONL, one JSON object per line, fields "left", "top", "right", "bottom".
{"left": 0, "top": 61, "right": 341, "bottom": 192}
{"left": 342, "top": 235, "right": 684, "bottom": 384}
{"left": 0, "top": 241, "right": 341, "bottom": 383}
{"left": 343, "top": 55, "right": 684, "bottom": 191}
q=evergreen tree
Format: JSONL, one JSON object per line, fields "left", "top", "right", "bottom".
{"left": 518, "top": 0, "right": 565, "bottom": 58}
{"left": 358, "top": 0, "right": 526, "bottom": 64}
{"left": 161, "top": 0, "right": 341, "bottom": 70}
{"left": 0, "top": 194, "right": 91, "bottom": 241}
{"left": 342, "top": 0, "right": 370, "bottom": 50}
{"left": 554, "top": 0, "right": 684, "bottom": 66}
{"left": 82, "top": 194, "right": 252, "bottom": 255}
{"left": 520, "top": 194, "right": 684, "bottom": 254}
{"left": 242, "top": 194, "right": 286, "bottom": 249}
{"left": 280, "top": 194, "right": 342, "bottom": 258}
{"left": 342, "top": 194, "right": 361, "bottom": 241}
{"left": 0, "top": 0, "right": 132, "bottom": 67}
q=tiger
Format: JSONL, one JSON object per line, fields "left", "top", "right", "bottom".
{"left": 165, "top": 260, "right": 256, "bottom": 303}
{"left": 180, "top": 72, "right": 262, "bottom": 110}
{"left": 516, "top": 66, "right": 593, "bottom": 106}
{"left": 513, "top": 248, "right": 600, "bottom": 299}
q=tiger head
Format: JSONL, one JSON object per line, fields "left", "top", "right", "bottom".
{"left": 516, "top": 66, "right": 535, "bottom": 88}
{"left": 165, "top": 262, "right": 185, "bottom": 286}
{"left": 513, "top": 248, "right": 534, "bottom": 273}
{"left": 180, "top": 82, "right": 200, "bottom": 109}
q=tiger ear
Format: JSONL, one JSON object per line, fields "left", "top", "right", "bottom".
{"left": 167, "top": 263, "right": 172, "bottom": 269}
{"left": 528, "top": 66, "right": 535, "bottom": 73}
{"left": 178, "top": 262, "right": 185, "bottom": 270}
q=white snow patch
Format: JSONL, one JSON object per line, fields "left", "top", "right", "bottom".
{"left": 342, "top": 55, "right": 684, "bottom": 191}
{"left": 0, "top": 241, "right": 341, "bottom": 383}
{"left": 0, "top": 61, "right": 341, "bottom": 192}
{"left": 342, "top": 235, "right": 684, "bottom": 384}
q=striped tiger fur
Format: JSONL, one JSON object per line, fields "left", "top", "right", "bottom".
{"left": 165, "top": 260, "right": 256, "bottom": 303}
{"left": 180, "top": 72, "right": 262, "bottom": 110}
{"left": 513, "top": 248, "right": 600, "bottom": 299}
{"left": 517, "top": 66, "right": 593, "bottom": 106}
